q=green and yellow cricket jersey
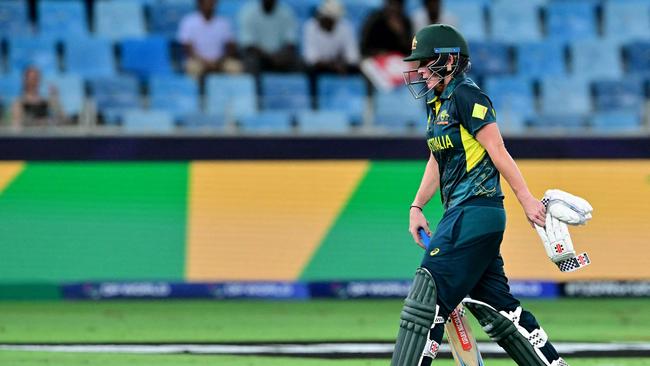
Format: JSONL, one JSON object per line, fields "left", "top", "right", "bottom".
{"left": 425, "top": 74, "right": 504, "bottom": 209}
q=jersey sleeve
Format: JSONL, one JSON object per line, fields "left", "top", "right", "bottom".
{"left": 455, "top": 85, "right": 497, "bottom": 136}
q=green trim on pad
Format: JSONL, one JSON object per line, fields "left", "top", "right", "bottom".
{"left": 300, "top": 161, "right": 445, "bottom": 281}
{"left": 0, "top": 163, "right": 189, "bottom": 282}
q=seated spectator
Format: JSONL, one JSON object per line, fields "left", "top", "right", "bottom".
{"left": 360, "top": 0, "right": 412, "bottom": 57}
{"left": 239, "top": 0, "right": 300, "bottom": 74}
{"left": 177, "top": 0, "right": 243, "bottom": 79}
{"left": 411, "top": 0, "right": 442, "bottom": 33}
{"left": 302, "top": 0, "right": 360, "bottom": 75}
{"left": 11, "top": 67, "right": 64, "bottom": 129}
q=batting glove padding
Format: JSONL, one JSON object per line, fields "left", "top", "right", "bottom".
{"left": 535, "top": 189, "right": 592, "bottom": 272}
{"left": 542, "top": 189, "right": 593, "bottom": 226}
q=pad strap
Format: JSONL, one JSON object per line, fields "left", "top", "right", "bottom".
{"left": 462, "top": 299, "right": 554, "bottom": 366}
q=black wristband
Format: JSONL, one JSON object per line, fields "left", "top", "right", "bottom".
{"left": 410, "top": 205, "right": 423, "bottom": 211}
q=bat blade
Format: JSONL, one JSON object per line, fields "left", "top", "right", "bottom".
{"left": 445, "top": 305, "right": 485, "bottom": 366}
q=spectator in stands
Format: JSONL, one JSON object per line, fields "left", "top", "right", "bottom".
{"left": 11, "top": 67, "right": 64, "bottom": 129}
{"left": 360, "top": 0, "right": 412, "bottom": 57}
{"left": 411, "top": 0, "right": 442, "bottom": 33}
{"left": 303, "top": 0, "right": 360, "bottom": 76}
{"left": 239, "top": 0, "right": 300, "bottom": 73}
{"left": 177, "top": 0, "right": 243, "bottom": 79}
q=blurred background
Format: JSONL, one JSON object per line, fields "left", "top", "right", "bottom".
{"left": 0, "top": 0, "right": 649, "bottom": 365}
{"left": 0, "top": 0, "right": 649, "bottom": 134}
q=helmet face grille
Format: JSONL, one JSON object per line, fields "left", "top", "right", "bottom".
{"left": 403, "top": 52, "right": 461, "bottom": 99}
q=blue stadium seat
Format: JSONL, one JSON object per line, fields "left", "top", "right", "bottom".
{"left": 546, "top": 1, "right": 597, "bottom": 42}
{"left": 571, "top": 40, "right": 623, "bottom": 80}
{"left": 347, "top": 0, "right": 381, "bottom": 36}
{"left": 239, "top": 111, "right": 293, "bottom": 134}
{"left": 0, "top": 0, "right": 31, "bottom": 37}
{"left": 89, "top": 75, "right": 140, "bottom": 123}
{"left": 95, "top": 0, "right": 146, "bottom": 40}
{"left": 516, "top": 41, "right": 566, "bottom": 79}
{"left": 485, "top": 76, "right": 534, "bottom": 133}
{"left": 219, "top": 0, "right": 247, "bottom": 21}
{"left": 540, "top": 77, "right": 591, "bottom": 115}
{"left": 442, "top": 0, "right": 491, "bottom": 6}
{"left": 405, "top": 0, "right": 421, "bottom": 15}
{"left": 489, "top": 1, "right": 541, "bottom": 43}
{"left": 297, "top": 110, "right": 350, "bottom": 134}
{"left": 41, "top": 74, "right": 85, "bottom": 115}
{"left": 603, "top": 1, "right": 650, "bottom": 43}
{"left": 8, "top": 37, "right": 59, "bottom": 75}
{"left": 260, "top": 73, "right": 310, "bottom": 111}
{"left": 593, "top": 78, "right": 644, "bottom": 111}
{"left": 317, "top": 75, "right": 366, "bottom": 123}
{"left": 150, "top": 75, "right": 199, "bottom": 121}
{"left": 120, "top": 37, "right": 173, "bottom": 79}
{"left": 591, "top": 110, "right": 642, "bottom": 133}
{"left": 374, "top": 86, "right": 424, "bottom": 132}
{"left": 284, "top": 0, "right": 318, "bottom": 23}
{"left": 178, "top": 113, "right": 226, "bottom": 130}
{"left": 150, "top": 0, "right": 194, "bottom": 38}
{"left": 625, "top": 41, "right": 650, "bottom": 75}
{"left": 205, "top": 74, "right": 257, "bottom": 119}
{"left": 468, "top": 42, "right": 511, "bottom": 76}
{"left": 38, "top": 0, "right": 88, "bottom": 39}
{"left": 122, "top": 109, "right": 175, "bottom": 133}
{"left": 64, "top": 38, "right": 115, "bottom": 78}
{"left": 373, "top": 114, "right": 420, "bottom": 134}
{"left": 0, "top": 74, "right": 22, "bottom": 105}
{"left": 528, "top": 113, "right": 587, "bottom": 131}
{"left": 443, "top": 1, "right": 487, "bottom": 41}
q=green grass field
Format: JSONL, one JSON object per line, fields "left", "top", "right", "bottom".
{"left": 1, "top": 299, "right": 648, "bottom": 365}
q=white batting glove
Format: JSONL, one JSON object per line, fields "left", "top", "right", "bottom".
{"left": 542, "top": 189, "right": 593, "bottom": 226}
{"left": 535, "top": 213, "right": 591, "bottom": 272}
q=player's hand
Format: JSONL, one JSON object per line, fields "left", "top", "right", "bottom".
{"left": 521, "top": 194, "right": 546, "bottom": 228}
{"left": 409, "top": 207, "right": 430, "bottom": 249}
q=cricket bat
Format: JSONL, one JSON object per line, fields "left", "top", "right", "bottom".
{"left": 445, "top": 304, "right": 485, "bottom": 366}
{"left": 418, "top": 228, "right": 485, "bottom": 366}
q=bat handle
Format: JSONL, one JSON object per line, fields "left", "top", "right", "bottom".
{"left": 418, "top": 228, "right": 431, "bottom": 249}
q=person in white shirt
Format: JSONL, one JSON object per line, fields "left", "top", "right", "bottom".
{"left": 239, "top": 0, "right": 300, "bottom": 73}
{"left": 177, "top": 0, "right": 243, "bottom": 78}
{"left": 302, "top": 0, "right": 360, "bottom": 75}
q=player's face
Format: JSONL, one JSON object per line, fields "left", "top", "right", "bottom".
{"left": 418, "top": 60, "right": 441, "bottom": 90}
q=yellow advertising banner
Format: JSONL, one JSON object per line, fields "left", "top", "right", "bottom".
{"left": 502, "top": 160, "right": 650, "bottom": 280}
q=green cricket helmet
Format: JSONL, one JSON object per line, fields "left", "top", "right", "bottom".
{"left": 403, "top": 24, "right": 470, "bottom": 99}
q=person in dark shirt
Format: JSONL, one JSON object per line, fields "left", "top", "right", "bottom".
{"left": 391, "top": 24, "right": 568, "bottom": 366}
{"left": 360, "top": 0, "right": 413, "bottom": 57}
{"left": 11, "top": 67, "right": 64, "bottom": 129}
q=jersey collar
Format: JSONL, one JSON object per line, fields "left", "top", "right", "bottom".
{"left": 440, "top": 73, "right": 467, "bottom": 100}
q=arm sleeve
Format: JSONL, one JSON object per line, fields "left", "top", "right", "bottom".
{"left": 456, "top": 85, "right": 497, "bottom": 136}
{"left": 281, "top": 6, "right": 298, "bottom": 46}
{"left": 238, "top": 5, "right": 254, "bottom": 47}
{"left": 342, "top": 21, "right": 360, "bottom": 64}
{"left": 176, "top": 15, "right": 192, "bottom": 44}
{"left": 302, "top": 20, "right": 318, "bottom": 65}
{"left": 222, "top": 19, "right": 234, "bottom": 43}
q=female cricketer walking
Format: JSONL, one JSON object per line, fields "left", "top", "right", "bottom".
{"left": 391, "top": 24, "right": 569, "bottom": 366}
